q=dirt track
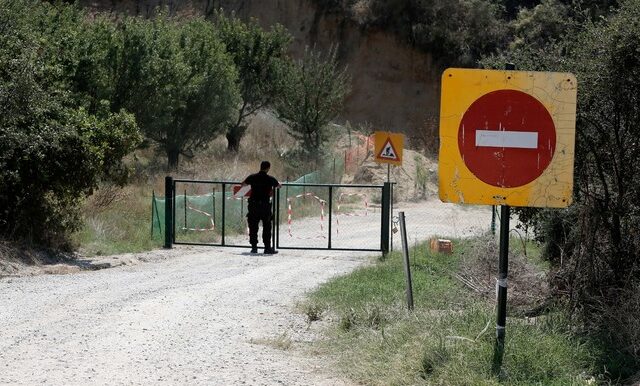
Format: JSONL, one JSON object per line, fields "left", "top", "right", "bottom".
{"left": 0, "top": 200, "right": 490, "bottom": 385}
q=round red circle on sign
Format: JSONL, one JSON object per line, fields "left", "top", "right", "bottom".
{"left": 458, "top": 89, "right": 556, "bottom": 188}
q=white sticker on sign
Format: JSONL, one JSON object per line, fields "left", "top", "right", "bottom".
{"left": 475, "top": 130, "right": 538, "bottom": 149}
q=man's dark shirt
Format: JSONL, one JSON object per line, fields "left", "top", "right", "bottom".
{"left": 243, "top": 171, "right": 279, "bottom": 202}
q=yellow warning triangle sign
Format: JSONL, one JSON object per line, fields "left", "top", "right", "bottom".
{"left": 377, "top": 138, "right": 400, "bottom": 161}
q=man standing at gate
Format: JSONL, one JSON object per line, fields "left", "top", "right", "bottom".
{"left": 241, "top": 161, "right": 281, "bottom": 254}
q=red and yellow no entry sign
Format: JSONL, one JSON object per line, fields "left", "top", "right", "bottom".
{"left": 439, "top": 68, "right": 577, "bottom": 208}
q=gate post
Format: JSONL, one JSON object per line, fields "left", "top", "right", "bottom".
{"left": 381, "top": 182, "right": 391, "bottom": 254}
{"left": 164, "top": 176, "right": 174, "bottom": 249}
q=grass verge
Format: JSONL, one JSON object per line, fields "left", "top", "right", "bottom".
{"left": 73, "top": 185, "right": 162, "bottom": 256}
{"left": 301, "top": 239, "right": 602, "bottom": 385}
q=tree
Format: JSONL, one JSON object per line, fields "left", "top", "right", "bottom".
{"left": 77, "top": 15, "right": 240, "bottom": 169}
{"left": 315, "top": 0, "right": 510, "bottom": 67}
{"left": 483, "top": 0, "right": 640, "bottom": 375}
{"left": 0, "top": 0, "right": 141, "bottom": 246}
{"left": 215, "top": 13, "right": 292, "bottom": 152}
{"left": 510, "top": 0, "right": 571, "bottom": 50}
{"left": 410, "top": 0, "right": 509, "bottom": 66}
{"left": 275, "top": 47, "right": 350, "bottom": 158}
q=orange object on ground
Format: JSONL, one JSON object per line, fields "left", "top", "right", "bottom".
{"left": 430, "top": 238, "right": 453, "bottom": 254}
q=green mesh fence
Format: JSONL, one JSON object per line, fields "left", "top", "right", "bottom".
{"left": 152, "top": 188, "right": 250, "bottom": 243}
{"left": 150, "top": 167, "right": 341, "bottom": 241}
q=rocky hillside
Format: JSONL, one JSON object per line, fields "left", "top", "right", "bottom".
{"left": 79, "top": 0, "right": 440, "bottom": 143}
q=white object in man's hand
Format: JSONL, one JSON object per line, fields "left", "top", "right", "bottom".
{"left": 233, "top": 185, "right": 251, "bottom": 198}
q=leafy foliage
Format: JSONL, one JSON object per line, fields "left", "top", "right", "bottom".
{"left": 510, "top": 0, "right": 571, "bottom": 50}
{"left": 0, "top": 0, "right": 141, "bottom": 246}
{"left": 214, "top": 12, "right": 292, "bottom": 152}
{"left": 483, "top": 0, "right": 640, "bottom": 377}
{"left": 315, "top": 0, "right": 509, "bottom": 66}
{"left": 275, "top": 47, "right": 350, "bottom": 158}
{"left": 74, "top": 14, "right": 240, "bottom": 169}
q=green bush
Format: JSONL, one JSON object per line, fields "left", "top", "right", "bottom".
{"left": 482, "top": 0, "right": 640, "bottom": 378}
{"left": 0, "top": 1, "right": 141, "bottom": 246}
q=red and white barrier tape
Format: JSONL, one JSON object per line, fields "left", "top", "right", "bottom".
{"left": 335, "top": 193, "right": 368, "bottom": 235}
{"left": 182, "top": 205, "right": 215, "bottom": 231}
{"left": 287, "top": 193, "right": 327, "bottom": 239}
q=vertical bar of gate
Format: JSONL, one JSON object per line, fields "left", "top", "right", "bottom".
{"left": 184, "top": 189, "right": 187, "bottom": 232}
{"left": 381, "top": 182, "right": 391, "bottom": 254}
{"left": 221, "top": 183, "right": 226, "bottom": 246}
{"left": 164, "top": 177, "right": 173, "bottom": 248}
{"left": 211, "top": 186, "right": 217, "bottom": 229}
{"left": 276, "top": 187, "right": 280, "bottom": 249}
{"left": 328, "top": 186, "right": 333, "bottom": 249}
{"left": 172, "top": 179, "right": 177, "bottom": 245}
{"left": 272, "top": 193, "right": 276, "bottom": 249}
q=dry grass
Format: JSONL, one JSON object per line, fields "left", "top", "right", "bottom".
{"left": 302, "top": 239, "right": 600, "bottom": 385}
{"left": 74, "top": 110, "right": 312, "bottom": 256}
{"left": 179, "top": 111, "right": 294, "bottom": 182}
{"left": 457, "top": 234, "right": 550, "bottom": 314}
{"left": 0, "top": 239, "right": 74, "bottom": 277}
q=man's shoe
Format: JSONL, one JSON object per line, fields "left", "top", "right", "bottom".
{"left": 250, "top": 246, "right": 258, "bottom": 254}
{"left": 263, "top": 248, "right": 279, "bottom": 255}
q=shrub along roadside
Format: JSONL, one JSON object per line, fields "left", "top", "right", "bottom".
{"left": 301, "top": 239, "right": 606, "bottom": 385}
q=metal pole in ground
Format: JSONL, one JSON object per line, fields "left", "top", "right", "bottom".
{"left": 390, "top": 182, "right": 394, "bottom": 252}
{"left": 154, "top": 190, "right": 161, "bottom": 238}
{"left": 399, "top": 211, "right": 414, "bottom": 310}
{"left": 496, "top": 205, "right": 510, "bottom": 342}
{"left": 496, "top": 61, "right": 516, "bottom": 351}
{"left": 493, "top": 62, "right": 516, "bottom": 374}
{"left": 151, "top": 190, "right": 155, "bottom": 238}
{"left": 387, "top": 164, "right": 392, "bottom": 251}
{"left": 381, "top": 182, "right": 391, "bottom": 255}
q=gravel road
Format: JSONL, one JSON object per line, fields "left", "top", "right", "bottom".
{"left": 0, "top": 200, "right": 490, "bottom": 385}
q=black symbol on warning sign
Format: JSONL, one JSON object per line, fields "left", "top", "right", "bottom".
{"left": 377, "top": 139, "right": 400, "bottom": 161}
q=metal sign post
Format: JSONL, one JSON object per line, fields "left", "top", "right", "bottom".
{"left": 497, "top": 63, "right": 515, "bottom": 349}
{"left": 438, "top": 65, "right": 577, "bottom": 372}
{"left": 496, "top": 205, "right": 510, "bottom": 343}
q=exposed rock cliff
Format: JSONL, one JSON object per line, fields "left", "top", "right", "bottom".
{"left": 79, "top": 0, "right": 441, "bottom": 142}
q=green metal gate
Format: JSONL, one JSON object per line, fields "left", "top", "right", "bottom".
{"left": 160, "top": 177, "right": 391, "bottom": 253}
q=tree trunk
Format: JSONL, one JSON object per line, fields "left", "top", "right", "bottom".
{"left": 226, "top": 125, "right": 247, "bottom": 152}
{"left": 167, "top": 148, "right": 180, "bottom": 170}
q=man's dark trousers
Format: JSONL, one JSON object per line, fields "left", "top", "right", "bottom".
{"left": 247, "top": 200, "right": 272, "bottom": 248}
